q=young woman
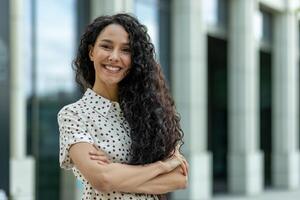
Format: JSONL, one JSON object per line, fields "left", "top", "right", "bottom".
{"left": 58, "top": 13, "right": 188, "bottom": 200}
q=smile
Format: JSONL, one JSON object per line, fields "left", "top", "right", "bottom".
{"left": 103, "top": 64, "right": 122, "bottom": 73}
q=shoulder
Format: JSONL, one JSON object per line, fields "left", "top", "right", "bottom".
{"left": 57, "top": 98, "right": 86, "bottom": 120}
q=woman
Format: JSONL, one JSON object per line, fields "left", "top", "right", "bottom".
{"left": 58, "top": 13, "right": 188, "bottom": 200}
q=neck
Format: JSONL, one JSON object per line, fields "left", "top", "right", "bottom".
{"left": 92, "top": 83, "right": 119, "bottom": 102}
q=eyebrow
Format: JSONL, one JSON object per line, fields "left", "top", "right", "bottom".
{"left": 100, "top": 39, "right": 130, "bottom": 46}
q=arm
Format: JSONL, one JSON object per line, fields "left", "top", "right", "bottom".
{"left": 89, "top": 145, "right": 189, "bottom": 194}
{"left": 69, "top": 142, "right": 182, "bottom": 192}
{"left": 133, "top": 166, "right": 188, "bottom": 194}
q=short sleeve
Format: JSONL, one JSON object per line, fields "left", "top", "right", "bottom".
{"left": 57, "top": 106, "right": 94, "bottom": 169}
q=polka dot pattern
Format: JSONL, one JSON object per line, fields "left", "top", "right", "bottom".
{"left": 58, "top": 88, "right": 158, "bottom": 200}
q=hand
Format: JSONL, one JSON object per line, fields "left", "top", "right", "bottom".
{"left": 159, "top": 156, "right": 182, "bottom": 174}
{"left": 89, "top": 145, "right": 111, "bottom": 165}
{"left": 173, "top": 149, "right": 189, "bottom": 176}
{"left": 159, "top": 150, "right": 188, "bottom": 174}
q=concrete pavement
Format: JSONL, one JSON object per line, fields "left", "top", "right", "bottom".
{"left": 212, "top": 189, "right": 300, "bottom": 200}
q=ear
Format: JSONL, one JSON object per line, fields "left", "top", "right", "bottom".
{"left": 88, "top": 45, "right": 94, "bottom": 61}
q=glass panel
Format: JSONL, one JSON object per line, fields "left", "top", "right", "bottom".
{"left": 36, "top": 0, "right": 76, "bottom": 96}
{"left": 254, "top": 11, "right": 263, "bottom": 41}
{"left": 157, "top": 0, "right": 171, "bottom": 84}
{"left": 257, "top": 9, "right": 273, "bottom": 46}
{"left": 218, "top": 0, "right": 228, "bottom": 28}
{"left": 204, "top": 0, "right": 218, "bottom": 26}
{"left": 134, "top": 0, "right": 171, "bottom": 84}
{"left": 207, "top": 36, "right": 228, "bottom": 194}
{"left": 260, "top": 51, "right": 272, "bottom": 188}
{"left": 204, "top": 0, "right": 228, "bottom": 29}
{"left": 27, "top": 0, "right": 77, "bottom": 199}
{"left": 262, "top": 11, "right": 272, "bottom": 43}
{"left": 134, "top": 0, "right": 159, "bottom": 55}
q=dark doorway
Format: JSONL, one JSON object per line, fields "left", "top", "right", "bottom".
{"left": 207, "top": 36, "right": 228, "bottom": 193}
{"left": 259, "top": 50, "right": 272, "bottom": 187}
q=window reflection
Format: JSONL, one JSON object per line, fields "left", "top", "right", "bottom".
{"left": 204, "top": 0, "right": 228, "bottom": 29}
{"left": 134, "top": 0, "right": 171, "bottom": 83}
{"left": 36, "top": 0, "right": 76, "bottom": 97}
{"left": 134, "top": 0, "right": 159, "bottom": 55}
{"left": 27, "top": 0, "right": 77, "bottom": 199}
{"left": 204, "top": 0, "right": 218, "bottom": 26}
{"left": 256, "top": 9, "right": 273, "bottom": 47}
{"left": 254, "top": 11, "right": 263, "bottom": 41}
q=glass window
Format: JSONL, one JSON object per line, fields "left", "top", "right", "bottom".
{"left": 262, "top": 11, "right": 273, "bottom": 44}
{"left": 256, "top": 9, "right": 273, "bottom": 47}
{"left": 26, "top": 0, "right": 77, "bottom": 199}
{"left": 204, "top": 0, "right": 228, "bottom": 29}
{"left": 204, "top": 0, "right": 218, "bottom": 26}
{"left": 36, "top": 0, "right": 76, "bottom": 97}
{"left": 134, "top": 0, "right": 159, "bottom": 54}
{"left": 254, "top": 11, "right": 263, "bottom": 41}
{"left": 134, "top": 0, "right": 171, "bottom": 84}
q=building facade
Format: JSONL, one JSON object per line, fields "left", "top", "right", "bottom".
{"left": 3, "top": 0, "right": 300, "bottom": 200}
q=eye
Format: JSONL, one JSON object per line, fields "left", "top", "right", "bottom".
{"left": 122, "top": 48, "right": 131, "bottom": 54}
{"left": 100, "top": 44, "right": 111, "bottom": 50}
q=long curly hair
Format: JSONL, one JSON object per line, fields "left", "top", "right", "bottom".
{"left": 73, "top": 13, "right": 184, "bottom": 165}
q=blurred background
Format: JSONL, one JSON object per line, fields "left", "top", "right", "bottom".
{"left": 1, "top": 0, "right": 300, "bottom": 199}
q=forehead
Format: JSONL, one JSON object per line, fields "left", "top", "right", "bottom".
{"left": 97, "top": 24, "right": 129, "bottom": 43}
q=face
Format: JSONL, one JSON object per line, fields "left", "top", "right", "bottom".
{"left": 89, "top": 24, "right": 132, "bottom": 86}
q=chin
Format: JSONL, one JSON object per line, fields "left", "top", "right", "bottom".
{"left": 104, "top": 78, "right": 122, "bottom": 85}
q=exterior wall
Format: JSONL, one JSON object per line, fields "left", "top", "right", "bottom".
{"left": 227, "top": 0, "right": 263, "bottom": 195}
{"left": 7, "top": 0, "right": 300, "bottom": 199}
{"left": 0, "top": 0, "right": 10, "bottom": 197}
{"left": 172, "top": 0, "right": 300, "bottom": 198}
{"left": 9, "top": 0, "right": 35, "bottom": 199}
{"left": 272, "top": 0, "right": 300, "bottom": 189}
{"left": 84, "top": 0, "right": 300, "bottom": 199}
{"left": 172, "top": 0, "right": 212, "bottom": 199}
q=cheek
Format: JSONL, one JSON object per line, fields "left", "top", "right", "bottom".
{"left": 123, "top": 56, "right": 131, "bottom": 67}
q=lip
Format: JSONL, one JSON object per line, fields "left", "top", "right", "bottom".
{"left": 102, "top": 64, "right": 122, "bottom": 74}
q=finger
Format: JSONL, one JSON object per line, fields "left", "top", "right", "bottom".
{"left": 93, "top": 144, "right": 100, "bottom": 151}
{"left": 89, "top": 150, "right": 106, "bottom": 156}
{"left": 97, "top": 161, "right": 107, "bottom": 165}
{"left": 90, "top": 155, "right": 107, "bottom": 160}
{"left": 90, "top": 155, "right": 110, "bottom": 163}
{"left": 183, "top": 159, "right": 188, "bottom": 175}
{"left": 174, "top": 156, "right": 186, "bottom": 176}
{"left": 169, "top": 157, "right": 182, "bottom": 170}
{"left": 178, "top": 166, "right": 184, "bottom": 174}
{"left": 181, "top": 162, "right": 187, "bottom": 176}
{"left": 185, "top": 160, "right": 189, "bottom": 175}
{"left": 179, "top": 158, "right": 188, "bottom": 176}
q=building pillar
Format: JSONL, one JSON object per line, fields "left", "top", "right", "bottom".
{"left": 172, "top": 0, "right": 211, "bottom": 199}
{"left": 90, "top": 0, "right": 133, "bottom": 19}
{"left": 0, "top": 0, "right": 10, "bottom": 197}
{"left": 228, "top": 0, "right": 264, "bottom": 195}
{"left": 9, "top": 0, "right": 35, "bottom": 199}
{"left": 272, "top": 1, "right": 299, "bottom": 189}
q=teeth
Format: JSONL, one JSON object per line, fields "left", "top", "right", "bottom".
{"left": 104, "top": 65, "right": 121, "bottom": 72}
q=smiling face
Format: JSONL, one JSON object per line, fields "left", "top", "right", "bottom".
{"left": 89, "top": 24, "right": 132, "bottom": 87}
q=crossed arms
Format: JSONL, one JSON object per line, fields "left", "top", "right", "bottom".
{"left": 69, "top": 142, "right": 189, "bottom": 194}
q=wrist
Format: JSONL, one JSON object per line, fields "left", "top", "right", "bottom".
{"left": 156, "top": 160, "right": 168, "bottom": 174}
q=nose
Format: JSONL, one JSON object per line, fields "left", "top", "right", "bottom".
{"left": 108, "top": 49, "right": 120, "bottom": 62}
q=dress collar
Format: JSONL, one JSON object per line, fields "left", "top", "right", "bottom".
{"left": 82, "top": 88, "right": 114, "bottom": 117}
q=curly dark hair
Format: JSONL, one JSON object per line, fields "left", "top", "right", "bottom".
{"left": 73, "top": 13, "right": 184, "bottom": 165}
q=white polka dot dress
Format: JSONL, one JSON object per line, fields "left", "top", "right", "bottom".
{"left": 58, "top": 88, "right": 159, "bottom": 200}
